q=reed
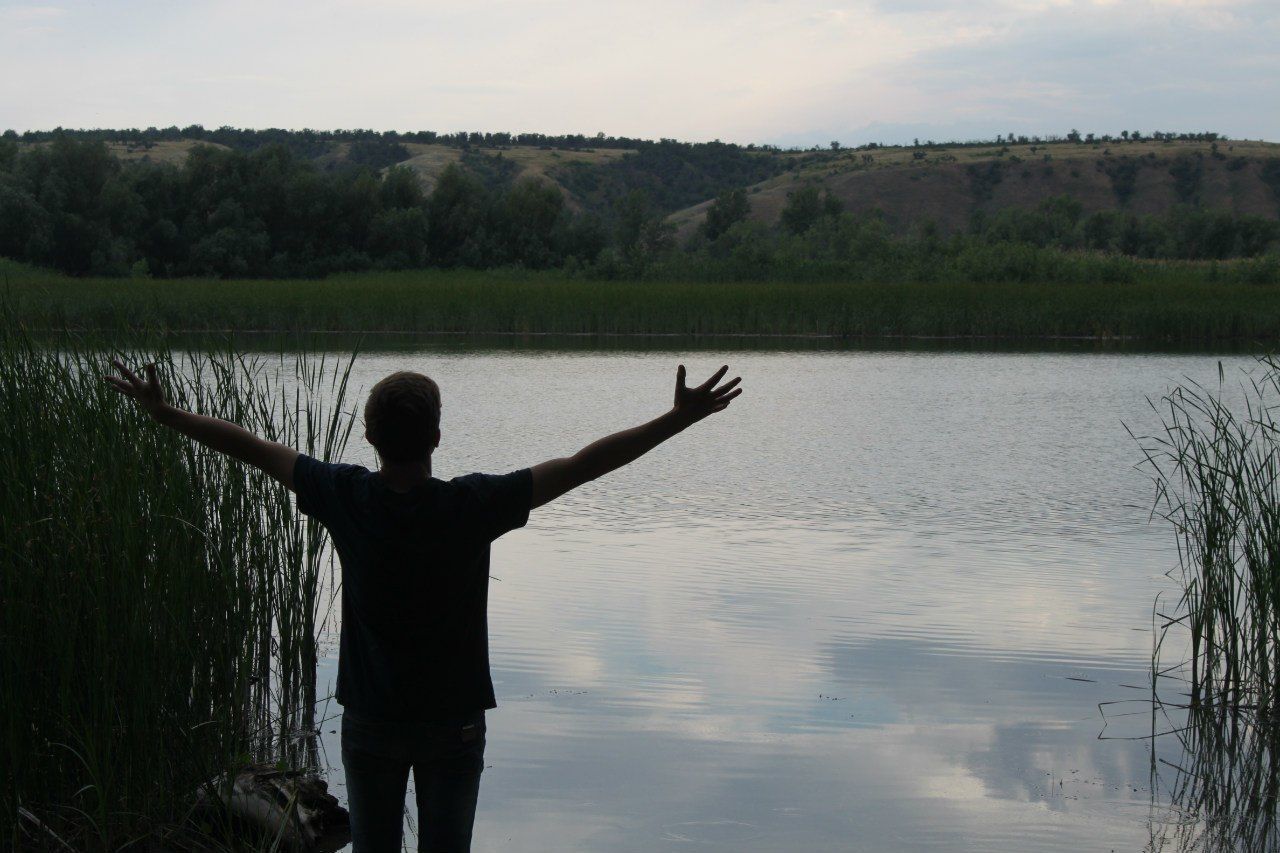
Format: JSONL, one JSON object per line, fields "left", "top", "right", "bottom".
{"left": 1147, "top": 699, "right": 1280, "bottom": 852}
{"left": 1132, "top": 358, "right": 1280, "bottom": 850}
{"left": 0, "top": 324, "right": 355, "bottom": 849}
{"left": 1137, "top": 356, "right": 1280, "bottom": 716}
{"left": 4, "top": 259, "right": 1280, "bottom": 343}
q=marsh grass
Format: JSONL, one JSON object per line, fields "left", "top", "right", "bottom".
{"left": 0, "top": 323, "right": 355, "bottom": 849}
{"left": 1138, "top": 356, "right": 1280, "bottom": 715}
{"left": 1146, "top": 698, "right": 1280, "bottom": 852}
{"left": 4, "top": 258, "right": 1280, "bottom": 343}
{"left": 1134, "top": 356, "right": 1280, "bottom": 849}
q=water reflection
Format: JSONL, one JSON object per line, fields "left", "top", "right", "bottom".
{"left": 290, "top": 348, "right": 1260, "bottom": 851}
{"left": 1146, "top": 700, "right": 1280, "bottom": 852}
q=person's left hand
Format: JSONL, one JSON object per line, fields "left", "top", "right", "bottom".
{"left": 104, "top": 360, "right": 168, "bottom": 419}
{"left": 672, "top": 364, "right": 742, "bottom": 426}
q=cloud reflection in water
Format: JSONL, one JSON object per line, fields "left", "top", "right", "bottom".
{"left": 307, "top": 349, "right": 1257, "bottom": 851}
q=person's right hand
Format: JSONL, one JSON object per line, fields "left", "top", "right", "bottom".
{"left": 673, "top": 364, "right": 742, "bottom": 426}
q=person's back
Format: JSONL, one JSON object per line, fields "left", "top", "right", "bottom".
{"left": 294, "top": 457, "right": 530, "bottom": 722}
{"left": 105, "top": 359, "right": 742, "bottom": 853}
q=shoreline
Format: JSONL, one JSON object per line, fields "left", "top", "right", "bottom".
{"left": 21, "top": 326, "right": 1274, "bottom": 355}
{"left": 29, "top": 326, "right": 1156, "bottom": 339}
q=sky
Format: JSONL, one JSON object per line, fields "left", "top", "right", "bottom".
{"left": 2, "top": 0, "right": 1277, "bottom": 147}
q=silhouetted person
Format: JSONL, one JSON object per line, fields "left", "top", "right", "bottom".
{"left": 106, "top": 360, "right": 742, "bottom": 852}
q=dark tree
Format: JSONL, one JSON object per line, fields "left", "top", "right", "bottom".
{"left": 426, "top": 163, "right": 491, "bottom": 267}
{"left": 780, "top": 185, "right": 842, "bottom": 235}
{"left": 494, "top": 178, "right": 566, "bottom": 267}
{"left": 702, "top": 188, "right": 751, "bottom": 240}
{"left": 345, "top": 138, "right": 411, "bottom": 170}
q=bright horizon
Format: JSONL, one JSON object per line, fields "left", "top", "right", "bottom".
{"left": 2, "top": 0, "right": 1278, "bottom": 147}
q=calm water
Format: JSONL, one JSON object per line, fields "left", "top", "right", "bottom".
{"left": 302, "top": 348, "right": 1256, "bottom": 852}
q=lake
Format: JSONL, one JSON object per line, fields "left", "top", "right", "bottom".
{"left": 302, "top": 346, "right": 1256, "bottom": 852}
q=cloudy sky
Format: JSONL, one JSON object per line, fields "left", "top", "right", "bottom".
{"left": 2, "top": 0, "right": 1276, "bottom": 146}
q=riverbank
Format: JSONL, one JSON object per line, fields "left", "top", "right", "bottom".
{"left": 4, "top": 259, "right": 1279, "bottom": 343}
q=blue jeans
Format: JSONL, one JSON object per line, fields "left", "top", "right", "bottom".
{"left": 341, "top": 709, "right": 486, "bottom": 853}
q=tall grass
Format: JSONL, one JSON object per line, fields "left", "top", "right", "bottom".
{"left": 4, "top": 259, "right": 1280, "bottom": 343}
{"left": 1133, "top": 359, "right": 1280, "bottom": 851}
{"left": 1138, "top": 356, "right": 1280, "bottom": 714}
{"left": 1146, "top": 700, "right": 1280, "bottom": 852}
{"left": 0, "top": 325, "right": 355, "bottom": 849}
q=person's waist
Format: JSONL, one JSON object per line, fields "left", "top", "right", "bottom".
{"left": 341, "top": 704, "right": 486, "bottom": 729}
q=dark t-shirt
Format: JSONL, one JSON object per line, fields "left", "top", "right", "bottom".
{"left": 293, "top": 454, "right": 532, "bottom": 722}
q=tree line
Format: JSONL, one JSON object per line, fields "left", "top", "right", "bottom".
{"left": 0, "top": 135, "right": 1276, "bottom": 281}
{"left": 7, "top": 125, "right": 1227, "bottom": 157}
{"left": 5, "top": 125, "right": 787, "bottom": 158}
{"left": 0, "top": 137, "right": 622, "bottom": 277}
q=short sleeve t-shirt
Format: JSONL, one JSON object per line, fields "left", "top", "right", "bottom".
{"left": 293, "top": 454, "right": 532, "bottom": 722}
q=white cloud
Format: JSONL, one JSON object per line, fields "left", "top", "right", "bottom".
{"left": 0, "top": 0, "right": 1273, "bottom": 142}
{"left": 0, "top": 4, "right": 67, "bottom": 20}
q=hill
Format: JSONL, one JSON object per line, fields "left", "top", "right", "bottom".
{"left": 102, "top": 138, "right": 233, "bottom": 164}
{"left": 394, "top": 142, "right": 633, "bottom": 206}
{"left": 3, "top": 127, "right": 1278, "bottom": 281}
{"left": 669, "top": 139, "right": 1280, "bottom": 237}
{"left": 13, "top": 129, "right": 784, "bottom": 217}
{"left": 19, "top": 128, "right": 1277, "bottom": 235}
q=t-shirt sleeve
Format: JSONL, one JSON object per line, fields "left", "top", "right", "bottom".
{"left": 456, "top": 468, "right": 533, "bottom": 541}
{"left": 293, "top": 454, "right": 347, "bottom": 523}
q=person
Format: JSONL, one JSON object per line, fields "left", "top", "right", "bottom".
{"left": 104, "top": 359, "right": 743, "bottom": 853}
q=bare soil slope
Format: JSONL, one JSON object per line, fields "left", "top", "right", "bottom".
{"left": 396, "top": 143, "right": 632, "bottom": 204}
{"left": 29, "top": 138, "right": 233, "bottom": 164}
{"left": 669, "top": 140, "right": 1280, "bottom": 237}
{"left": 80, "top": 134, "right": 1280, "bottom": 233}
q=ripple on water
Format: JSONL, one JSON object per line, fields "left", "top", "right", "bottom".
{"left": 303, "top": 348, "right": 1254, "bottom": 851}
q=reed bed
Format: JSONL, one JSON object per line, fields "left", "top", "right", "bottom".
{"left": 4, "top": 260, "right": 1280, "bottom": 343}
{"left": 0, "top": 324, "right": 355, "bottom": 849}
{"left": 1129, "top": 358, "right": 1280, "bottom": 850}
{"left": 1146, "top": 699, "right": 1280, "bottom": 852}
{"left": 1138, "top": 356, "right": 1280, "bottom": 716}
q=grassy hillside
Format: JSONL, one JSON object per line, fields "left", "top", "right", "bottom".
{"left": 103, "top": 138, "right": 233, "bottom": 163}
{"left": 671, "top": 139, "right": 1280, "bottom": 237}
{"left": 394, "top": 142, "right": 634, "bottom": 203}
{"left": 27, "top": 130, "right": 1279, "bottom": 235}
{"left": 19, "top": 137, "right": 235, "bottom": 165}
{"left": 7, "top": 128, "right": 1279, "bottom": 285}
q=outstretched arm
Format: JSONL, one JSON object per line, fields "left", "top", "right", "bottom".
{"left": 529, "top": 364, "right": 742, "bottom": 509}
{"left": 104, "top": 360, "right": 299, "bottom": 490}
